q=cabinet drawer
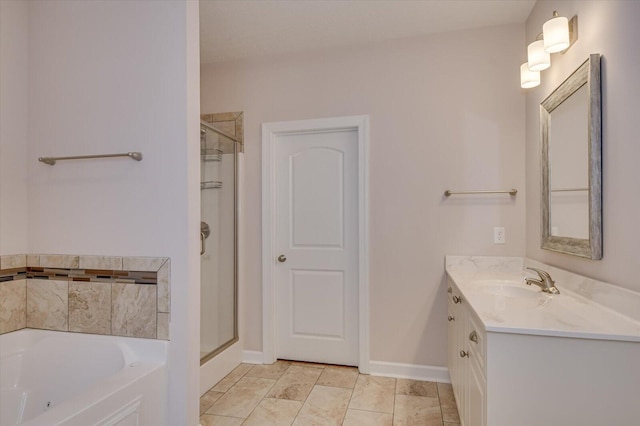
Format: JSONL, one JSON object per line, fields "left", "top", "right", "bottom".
{"left": 466, "top": 311, "right": 486, "bottom": 371}
{"left": 448, "top": 282, "right": 464, "bottom": 306}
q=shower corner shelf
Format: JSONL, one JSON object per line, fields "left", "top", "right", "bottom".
{"left": 201, "top": 180, "right": 222, "bottom": 190}
{"left": 201, "top": 148, "right": 223, "bottom": 162}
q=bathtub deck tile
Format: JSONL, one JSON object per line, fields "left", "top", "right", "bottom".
{"left": 69, "top": 281, "right": 111, "bottom": 335}
{"left": 157, "top": 312, "right": 169, "bottom": 340}
{"left": 0, "top": 280, "right": 27, "bottom": 334}
{"left": 26, "top": 279, "right": 68, "bottom": 331}
{"left": 26, "top": 255, "right": 40, "bottom": 267}
{"left": 111, "top": 283, "right": 157, "bottom": 338}
{"left": 39, "top": 255, "right": 79, "bottom": 269}
{"left": 1, "top": 252, "right": 170, "bottom": 341}
{"left": 122, "top": 256, "right": 167, "bottom": 272}
{"left": 1, "top": 254, "right": 27, "bottom": 269}
{"left": 157, "top": 260, "right": 170, "bottom": 313}
{"left": 78, "top": 256, "right": 123, "bottom": 270}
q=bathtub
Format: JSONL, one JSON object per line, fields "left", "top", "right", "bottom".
{"left": 0, "top": 329, "right": 167, "bottom": 426}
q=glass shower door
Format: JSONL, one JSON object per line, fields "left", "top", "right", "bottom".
{"left": 200, "top": 122, "right": 238, "bottom": 362}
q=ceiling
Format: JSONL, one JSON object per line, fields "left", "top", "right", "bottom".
{"left": 199, "top": 0, "right": 536, "bottom": 64}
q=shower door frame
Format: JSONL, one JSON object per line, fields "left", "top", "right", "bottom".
{"left": 200, "top": 121, "right": 240, "bottom": 365}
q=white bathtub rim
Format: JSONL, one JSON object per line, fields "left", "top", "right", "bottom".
{"left": 0, "top": 329, "right": 168, "bottom": 426}
{"left": 0, "top": 329, "right": 168, "bottom": 363}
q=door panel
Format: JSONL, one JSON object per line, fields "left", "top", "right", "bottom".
{"left": 291, "top": 148, "right": 344, "bottom": 248}
{"left": 291, "top": 270, "right": 344, "bottom": 338}
{"left": 276, "top": 129, "right": 359, "bottom": 366}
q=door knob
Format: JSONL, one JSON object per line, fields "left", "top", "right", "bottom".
{"left": 277, "top": 254, "right": 287, "bottom": 263}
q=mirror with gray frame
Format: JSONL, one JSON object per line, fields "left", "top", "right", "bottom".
{"left": 540, "top": 53, "right": 602, "bottom": 259}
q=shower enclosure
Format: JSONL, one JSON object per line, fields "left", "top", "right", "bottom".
{"left": 200, "top": 121, "right": 238, "bottom": 363}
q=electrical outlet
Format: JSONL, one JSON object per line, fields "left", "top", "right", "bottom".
{"left": 494, "top": 227, "right": 506, "bottom": 244}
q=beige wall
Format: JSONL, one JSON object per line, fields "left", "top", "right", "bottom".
{"left": 0, "top": 0, "right": 29, "bottom": 255}
{"left": 21, "top": 1, "right": 201, "bottom": 424}
{"left": 525, "top": 0, "right": 640, "bottom": 291}
{"left": 201, "top": 24, "right": 526, "bottom": 367}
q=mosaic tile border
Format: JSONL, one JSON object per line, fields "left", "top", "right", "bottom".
{"left": 0, "top": 254, "right": 170, "bottom": 340}
{"left": 1, "top": 267, "right": 157, "bottom": 285}
{"left": 0, "top": 268, "right": 27, "bottom": 282}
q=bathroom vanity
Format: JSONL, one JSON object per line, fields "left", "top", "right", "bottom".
{"left": 446, "top": 256, "right": 640, "bottom": 426}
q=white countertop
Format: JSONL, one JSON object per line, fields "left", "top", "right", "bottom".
{"left": 446, "top": 257, "right": 640, "bottom": 343}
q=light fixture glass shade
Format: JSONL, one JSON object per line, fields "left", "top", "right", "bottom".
{"left": 527, "top": 40, "right": 551, "bottom": 71}
{"left": 543, "top": 15, "right": 570, "bottom": 53}
{"left": 520, "top": 63, "right": 540, "bottom": 88}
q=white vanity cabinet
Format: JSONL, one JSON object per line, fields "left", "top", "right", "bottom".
{"left": 447, "top": 280, "right": 485, "bottom": 426}
{"left": 447, "top": 273, "right": 640, "bottom": 426}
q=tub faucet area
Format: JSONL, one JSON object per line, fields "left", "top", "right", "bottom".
{"left": 525, "top": 267, "right": 560, "bottom": 294}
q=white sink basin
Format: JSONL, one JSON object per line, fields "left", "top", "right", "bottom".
{"left": 474, "top": 280, "right": 542, "bottom": 299}
{"left": 487, "top": 284, "right": 541, "bottom": 298}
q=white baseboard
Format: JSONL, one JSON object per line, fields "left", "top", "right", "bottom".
{"left": 242, "top": 350, "right": 264, "bottom": 364}
{"left": 240, "top": 352, "right": 450, "bottom": 383}
{"left": 369, "top": 360, "right": 451, "bottom": 383}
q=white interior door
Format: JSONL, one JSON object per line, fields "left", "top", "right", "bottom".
{"left": 274, "top": 128, "right": 359, "bottom": 366}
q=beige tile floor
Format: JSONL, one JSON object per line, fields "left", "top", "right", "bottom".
{"left": 200, "top": 361, "right": 461, "bottom": 426}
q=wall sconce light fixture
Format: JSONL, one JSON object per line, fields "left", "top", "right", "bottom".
{"left": 527, "top": 39, "right": 550, "bottom": 72}
{"left": 520, "top": 11, "right": 578, "bottom": 89}
{"left": 543, "top": 11, "right": 570, "bottom": 53}
{"left": 520, "top": 62, "right": 540, "bottom": 88}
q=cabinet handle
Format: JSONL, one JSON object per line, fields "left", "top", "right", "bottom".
{"left": 452, "top": 295, "right": 462, "bottom": 304}
{"left": 469, "top": 330, "right": 478, "bottom": 344}
{"left": 459, "top": 350, "right": 469, "bottom": 358}
{"left": 448, "top": 316, "right": 455, "bottom": 322}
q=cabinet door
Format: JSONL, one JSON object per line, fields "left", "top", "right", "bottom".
{"left": 447, "top": 303, "right": 458, "bottom": 387}
{"left": 467, "top": 357, "right": 486, "bottom": 426}
{"left": 447, "top": 283, "right": 466, "bottom": 410}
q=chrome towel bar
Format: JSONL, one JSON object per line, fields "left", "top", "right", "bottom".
{"left": 444, "top": 189, "right": 517, "bottom": 197}
{"left": 550, "top": 188, "right": 588, "bottom": 192}
{"left": 38, "top": 152, "right": 143, "bottom": 166}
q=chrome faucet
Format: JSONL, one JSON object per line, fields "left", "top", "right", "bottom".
{"left": 525, "top": 267, "right": 560, "bottom": 294}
